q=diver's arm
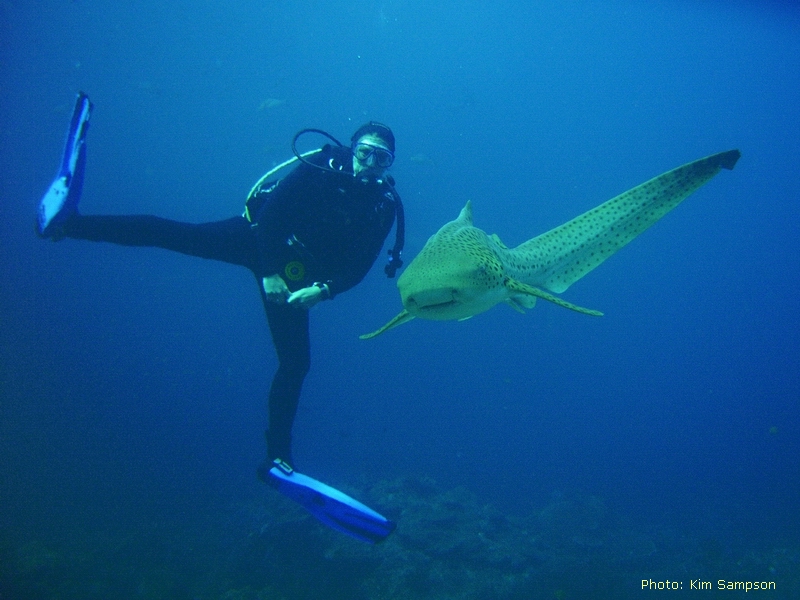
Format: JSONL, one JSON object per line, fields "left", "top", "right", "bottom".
{"left": 263, "top": 275, "right": 328, "bottom": 308}
{"left": 286, "top": 282, "right": 329, "bottom": 308}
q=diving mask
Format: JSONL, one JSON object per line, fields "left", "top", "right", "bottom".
{"left": 353, "top": 142, "right": 395, "bottom": 168}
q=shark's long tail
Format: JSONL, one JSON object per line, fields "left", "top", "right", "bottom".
{"left": 515, "top": 149, "right": 741, "bottom": 294}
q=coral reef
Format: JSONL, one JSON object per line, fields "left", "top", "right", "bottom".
{"left": 1, "top": 476, "right": 798, "bottom": 599}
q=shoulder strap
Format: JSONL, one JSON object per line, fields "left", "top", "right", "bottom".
{"left": 244, "top": 149, "right": 324, "bottom": 222}
{"left": 385, "top": 182, "right": 405, "bottom": 278}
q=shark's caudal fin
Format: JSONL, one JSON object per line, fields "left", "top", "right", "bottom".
{"left": 518, "top": 149, "right": 741, "bottom": 294}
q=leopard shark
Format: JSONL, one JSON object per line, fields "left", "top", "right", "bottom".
{"left": 361, "top": 150, "right": 740, "bottom": 339}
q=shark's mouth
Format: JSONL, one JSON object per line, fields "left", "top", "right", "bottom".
{"left": 401, "top": 290, "right": 485, "bottom": 321}
{"left": 402, "top": 290, "right": 458, "bottom": 313}
{"left": 415, "top": 299, "right": 457, "bottom": 312}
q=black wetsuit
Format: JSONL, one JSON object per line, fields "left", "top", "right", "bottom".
{"left": 62, "top": 144, "right": 401, "bottom": 466}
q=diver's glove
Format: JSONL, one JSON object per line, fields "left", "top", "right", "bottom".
{"left": 287, "top": 282, "right": 330, "bottom": 309}
{"left": 262, "top": 274, "right": 290, "bottom": 303}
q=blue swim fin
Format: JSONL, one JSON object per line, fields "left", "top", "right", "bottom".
{"left": 268, "top": 460, "right": 396, "bottom": 544}
{"left": 38, "top": 92, "right": 93, "bottom": 237}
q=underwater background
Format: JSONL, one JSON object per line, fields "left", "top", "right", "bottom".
{"left": 1, "top": 1, "right": 799, "bottom": 598}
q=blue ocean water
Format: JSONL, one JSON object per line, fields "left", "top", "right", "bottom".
{"left": 1, "top": 1, "right": 798, "bottom": 598}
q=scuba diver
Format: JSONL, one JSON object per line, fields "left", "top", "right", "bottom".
{"left": 37, "top": 93, "right": 402, "bottom": 542}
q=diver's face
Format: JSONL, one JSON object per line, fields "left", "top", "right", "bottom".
{"left": 352, "top": 134, "right": 394, "bottom": 177}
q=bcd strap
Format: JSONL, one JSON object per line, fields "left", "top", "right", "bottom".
{"left": 385, "top": 190, "right": 404, "bottom": 278}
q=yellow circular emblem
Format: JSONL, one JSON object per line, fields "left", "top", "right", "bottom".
{"left": 284, "top": 261, "right": 305, "bottom": 281}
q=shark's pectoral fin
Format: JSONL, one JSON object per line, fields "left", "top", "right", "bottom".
{"left": 506, "top": 278, "right": 603, "bottom": 317}
{"left": 360, "top": 309, "right": 415, "bottom": 340}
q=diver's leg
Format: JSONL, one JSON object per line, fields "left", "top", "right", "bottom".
{"left": 61, "top": 214, "right": 259, "bottom": 269}
{"left": 259, "top": 285, "right": 311, "bottom": 469}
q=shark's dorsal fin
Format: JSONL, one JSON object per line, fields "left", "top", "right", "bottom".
{"left": 454, "top": 201, "right": 473, "bottom": 226}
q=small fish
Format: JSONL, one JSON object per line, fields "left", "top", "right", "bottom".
{"left": 258, "top": 98, "right": 285, "bottom": 111}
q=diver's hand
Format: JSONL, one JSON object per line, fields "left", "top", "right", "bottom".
{"left": 287, "top": 284, "right": 326, "bottom": 309}
{"left": 262, "top": 274, "right": 290, "bottom": 303}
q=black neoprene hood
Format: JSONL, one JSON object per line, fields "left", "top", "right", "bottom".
{"left": 350, "top": 121, "right": 395, "bottom": 153}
